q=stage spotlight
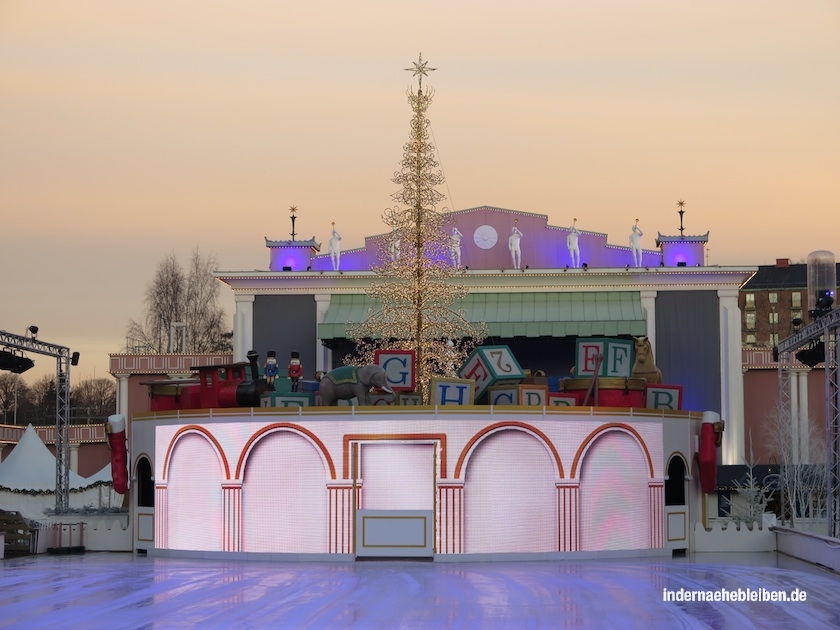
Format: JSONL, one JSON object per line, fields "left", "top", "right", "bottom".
{"left": 28, "top": 325, "right": 39, "bottom": 338}
{"left": 796, "top": 341, "right": 825, "bottom": 368}
{"left": 582, "top": 263, "right": 588, "bottom": 271}
{"left": 809, "top": 290, "right": 835, "bottom": 319}
{"left": 0, "top": 349, "right": 35, "bottom": 374}
{"left": 71, "top": 352, "right": 80, "bottom": 366}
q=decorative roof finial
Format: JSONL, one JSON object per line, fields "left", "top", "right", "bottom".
{"left": 677, "top": 200, "right": 686, "bottom": 237}
{"left": 289, "top": 205, "right": 298, "bottom": 241}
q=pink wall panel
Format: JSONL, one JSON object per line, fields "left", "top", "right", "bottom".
{"left": 463, "top": 430, "right": 557, "bottom": 553}
{"left": 579, "top": 431, "right": 650, "bottom": 551}
{"left": 241, "top": 431, "right": 329, "bottom": 553}
{"left": 167, "top": 434, "right": 224, "bottom": 551}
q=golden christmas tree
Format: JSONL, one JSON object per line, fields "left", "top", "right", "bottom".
{"left": 347, "top": 54, "right": 486, "bottom": 402}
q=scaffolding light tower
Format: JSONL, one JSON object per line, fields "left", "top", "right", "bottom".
{"left": 0, "top": 329, "right": 76, "bottom": 512}
{"left": 778, "top": 307, "right": 840, "bottom": 539}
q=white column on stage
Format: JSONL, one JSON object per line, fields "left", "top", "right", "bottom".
{"left": 437, "top": 482, "right": 464, "bottom": 554}
{"left": 223, "top": 482, "right": 242, "bottom": 552}
{"left": 314, "top": 294, "right": 332, "bottom": 373}
{"left": 798, "top": 369, "right": 811, "bottom": 463}
{"left": 155, "top": 483, "right": 168, "bottom": 548}
{"left": 70, "top": 443, "right": 79, "bottom": 474}
{"left": 718, "top": 289, "right": 745, "bottom": 465}
{"left": 649, "top": 481, "right": 665, "bottom": 548}
{"left": 640, "top": 290, "right": 658, "bottom": 355}
{"left": 557, "top": 480, "right": 580, "bottom": 552}
{"left": 328, "top": 483, "right": 355, "bottom": 554}
{"left": 116, "top": 374, "right": 130, "bottom": 419}
{"left": 233, "top": 293, "right": 255, "bottom": 363}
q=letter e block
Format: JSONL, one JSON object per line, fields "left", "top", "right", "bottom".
{"left": 458, "top": 345, "right": 524, "bottom": 401}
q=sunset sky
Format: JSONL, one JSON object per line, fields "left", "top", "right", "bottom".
{"left": 2, "top": 1, "right": 838, "bottom": 384}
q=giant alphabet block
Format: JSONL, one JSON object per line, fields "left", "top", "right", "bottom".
{"left": 458, "top": 345, "right": 524, "bottom": 402}
{"left": 375, "top": 349, "right": 416, "bottom": 392}
{"left": 645, "top": 385, "right": 682, "bottom": 410}
{"left": 518, "top": 385, "right": 548, "bottom": 407}
{"left": 260, "top": 392, "right": 313, "bottom": 408}
{"left": 430, "top": 377, "right": 475, "bottom": 406}
{"left": 575, "top": 338, "right": 634, "bottom": 378}
{"left": 488, "top": 385, "right": 518, "bottom": 406}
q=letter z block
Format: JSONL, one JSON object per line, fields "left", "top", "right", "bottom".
{"left": 458, "top": 345, "right": 524, "bottom": 402}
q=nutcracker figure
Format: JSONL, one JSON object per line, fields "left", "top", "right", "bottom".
{"left": 264, "top": 350, "right": 279, "bottom": 387}
{"left": 288, "top": 351, "right": 303, "bottom": 392}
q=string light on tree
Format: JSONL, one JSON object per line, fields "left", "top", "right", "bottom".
{"left": 347, "top": 54, "right": 486, "bottom": 402}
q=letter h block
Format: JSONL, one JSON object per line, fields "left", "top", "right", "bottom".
{"left": 430, "top": 377, "right": 476, "bottom": 406}
{"left": 458, "top": 345, "right": 524, "bottom": 402}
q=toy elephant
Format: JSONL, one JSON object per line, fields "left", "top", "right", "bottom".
{"left": 319, "top": 364, "right": 394, "bottom": 406}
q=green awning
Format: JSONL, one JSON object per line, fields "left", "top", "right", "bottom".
{"left": 318, "top": 291, "right": 647, "bottom": 339}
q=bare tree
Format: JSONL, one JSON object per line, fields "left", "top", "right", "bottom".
{"left": 71, "top": 378, "right": 117, "bottom": 421}
{"left": 125, "top": 248, "right": 232, "bottom": 354}
{"left": 0, "top": 373, "right": 31, "bottom": 424}
{"left": 763, "top": 402, "right": 827, "bottom": 530}
{"left": 28, "top": 374, "right": 56, "bottom": 421}
{"left": 722, "top": 431, "right": 773, "bottom": 526}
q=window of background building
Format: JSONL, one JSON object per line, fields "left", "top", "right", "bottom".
{"left": 769, "top": 292, "right": 778, "bottom": 304}
{"left": 770, "top": 333, "right": 779, "bottom": 347}
{"left": 769, "top": 312, "right": 778, "bottom": 325}
{"left": 792, "top": 292, "right": 801, "bottom": 308}
{"left": 792, "top": 309, "right": 802, "bottom": 322}
{"left": 746, "top": 333, "right": 756, "bottom": 345}
{"left": 745, "top": 312, "right": 756, "bottom": 330}
{"left": 745, "top": 293, "right": 755, "bottom": 309}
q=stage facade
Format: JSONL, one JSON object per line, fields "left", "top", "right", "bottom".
{"left": 132, "top": 406, "right": 704, "bottom": 558}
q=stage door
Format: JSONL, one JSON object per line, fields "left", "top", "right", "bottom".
{"left": 353, "top": 441, "right": 435, "bottom": 558}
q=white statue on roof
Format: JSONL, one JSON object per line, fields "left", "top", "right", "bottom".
{"left": 567, "top": 218, "right": 581, "bottom": 268}
{"left": 630, "top": 219, "right": 643, "bottom": 267}
{"left": 328, "top": 223, "right": 342, "bottom": 271}
{"left": 508, "top": 223, "right": 523, "bottom": 269}
{"left": 450, "top": 226, "right": 463, "bottom": 267}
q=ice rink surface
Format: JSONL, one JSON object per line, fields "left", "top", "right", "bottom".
{"left": 1, "top": 552, "right": 838, "bottom": 629}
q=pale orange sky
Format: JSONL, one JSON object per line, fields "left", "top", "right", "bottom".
{"left": 1, "top": 1, "right": 838, "bottom": 384}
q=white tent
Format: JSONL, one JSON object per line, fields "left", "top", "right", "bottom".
{"left": 0, "top": 424, "right": 91, "bottom": 491}
{"left": 0, "top": 424, "right": 121, "bottom": 521}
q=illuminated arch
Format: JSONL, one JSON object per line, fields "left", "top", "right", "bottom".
{"left": 235, "top": 422, "right": 337, "bottom": 480}
{"left": 162, "top": 425, "right": 230, "bottom": 480}
{"left": 570, "top": 422, "right": 655, "bottom": 479}
{"left": 454, "top": 421, "right": 564, "bottom": 479}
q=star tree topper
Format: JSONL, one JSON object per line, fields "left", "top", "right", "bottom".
{"left": 405, "top": 53, "right": 436, "bottom": 91}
